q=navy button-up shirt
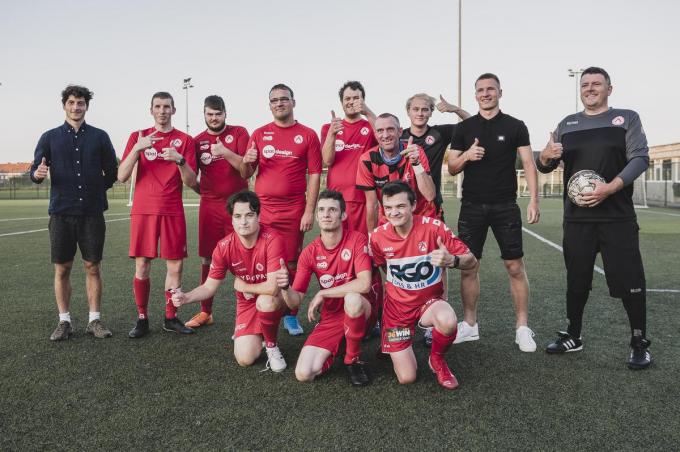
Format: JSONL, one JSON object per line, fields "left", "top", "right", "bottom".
{"left": 30, "top": 121, "right": 118, "bottom": 215}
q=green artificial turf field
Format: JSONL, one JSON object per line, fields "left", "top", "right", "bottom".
{"left": 1, "top": 197, "right": 678, "bottom": 450}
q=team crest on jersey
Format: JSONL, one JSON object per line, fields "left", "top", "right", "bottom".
{"left": 341, "top": 249, "right": 352, "bottom": 261}
{"left": 360, "top": 127, "right": 370, "bottom": 136}
{"left": 256, "top": 263, "right": 264, "bottom": 272}
{"left": 425, "top": 135, "right": 435, "bottom": 145}
{"left": 262, "top": 145, "right": 276, "bottom": 158}
{"left": 171, "top": 138, "right": 182, "bottom": 148}
{"left": 319, "top": 274, "right": 334, "bottom": 288}
{"left": 144, "top": 148, "right": 158, "bottom": 161}
{"left": 335, "top": 139, "right": 345, "bottom": 152}
{"left": 418, "top": 241, "right": 428, "bottom": 252}
{"left": 497, "top": 135, "right": 505, "bottom": 142}
{"left": 386, "top": 255, "right": 442, "bottom": 291}
{"left": 225, "top": 135, "right": 234, "bottom": 143}
{"left": 612, "top": 116, "right": 625, "bottom": 126}
{"left": 294, "top": 135, "right": 304, "bottom": 144}
{"left": 200, "top": 152, "right": 212, "bottom": 165}
{"left": 317, "top": 261, "right": 328, "bottom": 269}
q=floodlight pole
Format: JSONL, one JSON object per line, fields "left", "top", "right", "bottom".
{"left": 567, "top": 68, "right": 584, "bottom": 113}
{"left": 182, "top": 77, "right": 194, "bottom": 133}
{"left": 456, "top": 0, "right": 464, "bottom": 200}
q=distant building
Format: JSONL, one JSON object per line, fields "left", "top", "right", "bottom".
{"left": 646, "top": 143, "right": 680, "bottom": 207}
{"left": 0, "top": 162, "right": 31, "bottom": 184}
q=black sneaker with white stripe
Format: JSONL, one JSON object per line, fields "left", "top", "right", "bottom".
{"left": 546, "top": 331, "right": 583, "bottom": 354}
{"left": 627, "top": 337, "right": 652, "bottom": 370}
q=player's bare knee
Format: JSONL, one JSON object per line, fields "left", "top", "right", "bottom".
{"left": 295, "top": 367, "right": 316, "bottom": 382}
{"left": 135, "top": 258, "right": 151, "bottom": 279}
{"left": 54, "top": 263, "right": 72, "bottom": 279}
{"left": 256, "top": 295, "right": 277, "bottom": 312}
{"left": 83, "top": 261, "right": 101, "bottom": 277}
{"left": 343, "top": 293, "right": 364, "bottom": 317}
{"left": 435, "top": 312, "right": 456, "bottom": 334}
{"left": 397, "top": 372, "right": 417, "bottom": 385}
{"left": 460, "top": 263, "right": 479, "bottom": 279}
{"left": 504, "top": 259, "right": 525, "bottom": 279}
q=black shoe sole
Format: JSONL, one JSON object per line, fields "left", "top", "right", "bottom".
{"left": 546, "top": 345, "right": 583, "bottom": 354}
{"left": 162, "top": 326, "right": 194, "bottom": 334}
{"left": 628, "top": 360, "right": 652, "bottom": 370}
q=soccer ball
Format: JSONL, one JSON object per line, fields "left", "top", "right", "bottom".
{"left": 567, "top": 170, "right": 606, "bottom": 206}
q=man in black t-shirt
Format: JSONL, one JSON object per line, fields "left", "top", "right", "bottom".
{"left": 447, "top": 73, "right": 540, "bottom": 353}
{"left": 401, "top": 93, "right": 470, "bottom": 219}
{"left": 537, "top": 66, "right": 651, "bottom": 370}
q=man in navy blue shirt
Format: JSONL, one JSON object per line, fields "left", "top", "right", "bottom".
{"left": 31, "top": 85, "right": 118, "bottom": 341}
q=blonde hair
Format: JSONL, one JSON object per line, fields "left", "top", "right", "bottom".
{"left": 405, "top": 93, "right": 435, "bottom": 112}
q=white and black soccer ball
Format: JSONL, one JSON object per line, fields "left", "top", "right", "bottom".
{"left": 567, "top": 170, "right": 606, "bottom": 206}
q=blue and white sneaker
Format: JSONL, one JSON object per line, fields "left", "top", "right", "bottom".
{"left": 283, "top": 315, "right": 304, "bottom": 336}
{"left": 423, "top": 327, "right": 433, "bottom": 347}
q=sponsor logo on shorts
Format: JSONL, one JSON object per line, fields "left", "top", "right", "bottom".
{"left": 386, "top": 326, "right": 411, "bottom": 342}
{"left": 425, "top": 135, "right": 435, "bottom": 145}
{"left": 386, "top": 255, "right": 442, "bottom": 291}
{"left": 262, "top": 145, "right": 276, "bottom": 158}
{"left": 236, "top": 323, "right": 247, "bottom": 331}
{"left": 200, "top": 152, "right": 212, "bottom": 165}
{"left": 225, "top": 134, "right": 234, "bottom": 143}
{"left": 630, "top": 288, "right": 642, "bottom": 293}
{"left": 497, "top": 135, "right": 505, "bottom": 142}
{"left": 612, "top": 116, "right": 625, "bottom": 126}
{"left": 316, "top": 261, "right": 328, "bottom": 269}
{"left": 294, "top": 135, "right": 304, "bottom": 144}
{"left": 360, "top": 127, "right": 369, "bottom": 136}
{"left": 144, "top": 148, "right": 158, "bottom": 160}
{"left": 335, "top": 139, "right": 345, "bottom": 152}
{"left": 341, "top": 249, "right": 351, "bottom": 261}
{"left": 171, "top": 138, "right": 182, "bottom": 148}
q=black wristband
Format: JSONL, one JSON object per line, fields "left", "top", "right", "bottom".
{"left": 451, "top": 255, "right": 460, "bottom": 269}
{"left": 176, "top": 157, "right": 186, "bottom": 166}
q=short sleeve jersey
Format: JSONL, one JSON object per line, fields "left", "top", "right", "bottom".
{"left": 451, "top": 112, "right": 530, "bottom": 203}
{"left": 247, "top": 121, "right": 322, "bottom": 202}
{"left": 122, "top": 128, "right": 197, "bottom": 216}
{"left": 293, "top": 230, "right": 372, "bottom": 316}
{"left": 356, "top": 145, "right": 437, "bottom": 223}
{"left": 208, "top": 227, "right": 286, "bottom": 301}
{"left": 194, "top": 126, "right": 249, "bottom": 200}
{"left": 402, "top": 124, "right": 456, "bottom": 207}
{"left": 320, "top": 118, "right": 377, "bottom": 203}
{"left": 370, "top": 215, "right": 469, "bottom": 307}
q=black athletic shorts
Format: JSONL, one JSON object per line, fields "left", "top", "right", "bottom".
{"left": 457, "top": 200, "right": 523, "bottom": 260}
{"left": 563, "top": 221, "right": 645, "bottom": 298}
{"left": 49, "top": 214, "right": 106, "bottom": 264}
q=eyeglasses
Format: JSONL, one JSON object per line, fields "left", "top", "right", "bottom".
{"left": 269, "top": 97, "right": 291, "bottom": 105}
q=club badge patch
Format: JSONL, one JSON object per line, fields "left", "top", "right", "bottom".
{"left": 225, "top": 135, "right": 234, "bottom": 143}
{"left": 294, "top": 135, "right": 303, "bottom": 144}
{"left": 612, "top": 116, "right": 625, "bottom": 126}
{"left": 360, "top": 127, "right": 370, "bottom": 136}
{"left": 425, "top": 135, "right": 435, "bottom": 145}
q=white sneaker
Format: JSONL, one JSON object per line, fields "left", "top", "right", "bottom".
{"left": 265, "top": 345, "right": 287, "bottom": 372}
{"left": 453, "top": 321, "right": 479, "bottom": 344}
{"left": 515, "top": 326, "right": 536, "bottom": 352}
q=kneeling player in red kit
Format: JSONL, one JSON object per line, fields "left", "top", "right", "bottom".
{"left": 279, "top": 190, "right": 379, "bottom": 386}
{"left": 171, "top": 191, "right": 292, "bottom": 372}
{"left": 370, "top": 181, "right": 476, "bottom": 389}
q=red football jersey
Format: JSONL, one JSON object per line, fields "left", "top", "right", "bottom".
{"left": 320, "top": 119, "right": 377, "bottom": 203}
{"left": 292, "top": 230, "right": 372, "bottom": 316}
{"left": 122, "top": 128, "right": 197, "bottom": 216}
{"left": 247, "top": 121, "right": 322, "bottom": 203}
{"left": 356, "top": 145, "right": 436, "bottom": 223}
{"left": 370, "top": 215, "right": 469, "bottom": 307}
{"left": 208, "top": 226, "right": 286, "bottom": 302}
{"left": 194, "top": 126, "right": 249, "bottom": 200}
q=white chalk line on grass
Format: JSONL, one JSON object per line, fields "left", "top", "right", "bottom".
{"left": 637, "top": 209, "right": 680, "bottom": 218}
{"left": 0, "top": 217, "right": 130, "bottom": 237}
{"left": 522, "top": 226, "right": 680, "bottom": 294}
{"left": 0, "top": 213, "right": 130, "bottom": 222}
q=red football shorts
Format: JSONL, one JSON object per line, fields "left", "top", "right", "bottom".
{"left": 199, "top": 198, "right": 232, "bottom": 258}
{"left": 129, "top": 214, "right": 187, "bottom": 259}
{"left": 304, "top": 291, "right": 379, "bottom": 356}
{"left": 343, "top": 201, "right": 367, "bottom": 235}
{"left": 380, "top": 297, "right": 442, "bottom": 353}
{"left": 233, "top": 296, "right": 285, "bottom": 339}
{"left": 259, "top": 200, "right": 305, "bottom": 262}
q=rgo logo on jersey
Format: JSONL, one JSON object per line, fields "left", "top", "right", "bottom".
{"left": 386, "top": 255, "right": 441, "bottom": 291}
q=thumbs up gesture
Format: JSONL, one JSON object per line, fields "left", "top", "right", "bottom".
{"left": 34, "top": 156, "right": 49, "bottom": 180}
{"left": 466, "top": 138, "right": 485, "bottom": 162}
{"left": 211, "top": 136, "right": 230, "bottom": 157}
{"left": 243, "top": 145, "right": 258, "bottom": 164}
{"left": 542, "top": 131, "right": 563, "bottom": 160}
{"left": 275, "top": 258, "right": 290, "bottom": 289}
{"left": 435, "top": 95, "right": 460, "bottom": 113}
{"left": 429, "top": 236, "right": 453, "bottom": 267}
{"left": 400, "top": 136, "right": 420, "bottom": 165}
{"left": 329, "top": 110, "right": 343, "bottom": 136}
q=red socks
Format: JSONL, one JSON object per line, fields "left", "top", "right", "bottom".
{"left": 133, "top": 277, "right": 150, "bottom": 319}
{"left": 258, "top": 309, "right": 284, "bottom": 348}
{"left": 430, "top": 327, "right": 457, "bottom": 366}
{"left": 343, "top": 314, "right": 367, "bottom": 364}
{"left": 200, "top": 263, "right": 213, "bottom": 314}
{"left": 165, "top": 290, "right": 177, "bottom": 319}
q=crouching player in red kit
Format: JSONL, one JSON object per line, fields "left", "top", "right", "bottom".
{"left": 370, "top": 181, "right": 476, "bottom": 389}
{"left": 171, "top": 191, "right": 292, "bottom": 372}
{"left": 279, "top": 190, "right": 379, "bottom": 386}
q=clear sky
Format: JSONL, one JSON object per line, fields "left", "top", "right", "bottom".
{"left": 1, "top": 0, "right": 678, "bottom": 163}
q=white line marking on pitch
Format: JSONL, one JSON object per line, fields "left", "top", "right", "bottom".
{"left": 638, "top": 209, "right": 680, "bottom": 218}
{"left": 0, "top": 213, "right": 130, "bottom": 222}
{"left": 0, "top": 217, "right": 130, "bottom": 237}
{"left": 522, "top": 226, "right": 680, "bottom": 294}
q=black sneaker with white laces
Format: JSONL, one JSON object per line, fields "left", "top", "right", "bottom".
{"left": 627, "top": 337, "right": 652, "bottom": 370}
{"left": 163, "top": 317, "right": 194, "bottom": 335}
{"left": 546, "top": 331, "right": 583, "bottom": 354}
{"left": 346, "top": 361, "right": 371, "bottom": 386}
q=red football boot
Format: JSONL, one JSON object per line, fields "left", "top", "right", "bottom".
{"left": 428, "top": 356, "right": 459, "bottom": 390}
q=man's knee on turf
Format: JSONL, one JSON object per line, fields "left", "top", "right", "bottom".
{"left": 135, "top": 257, "right": 151, "bottom": 279}
{"left": 460, "top": 260, "right": 480, "bottom": 280}
{"left": 54, "top": 262, "right": 73, "bottom": 280}
{"left": 343, "top": 293, "right": 365, "bottom": 318}
{"left": 83, "top": 260, "right": 101, "bottom": 277}
{"left": 166, "top": 259, "right": 183, "bottom": 280}
{"left": 503, "top": 258, "right": 526, "bottom": 279}
{"left": 395, "top": 368, "right": 417, "bottom": 385}
{"left": 295, "top": 365, "right": 317, "bottom": 382}
{"left": 433, "top": 309, "right": 457, "bottom": 335}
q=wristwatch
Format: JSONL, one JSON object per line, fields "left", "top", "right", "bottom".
{"left": 176, "top": 157, "right": 186, "bottom": 166}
